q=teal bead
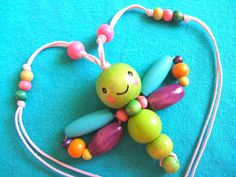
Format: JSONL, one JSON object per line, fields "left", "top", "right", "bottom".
{"left": 125, "top": 100, "right": 141, "bottom": 116}
{"left": 142, "top": 56, "right": 173, "bottom": 96}
{"left": 173, "top": 11, "right": 184, "bottom": 22}
{"left": 65, "top": 109, "right": 113, "bottom": 138}
{"left": 15, "top": 90, "right": 27, "bottom": 101}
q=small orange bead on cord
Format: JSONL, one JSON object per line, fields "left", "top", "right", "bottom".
{"left": 172, "top": 56, "right": 190, "bottom": 87}
{"left": 67, "top": 138, "right": 86, "bottom": 158}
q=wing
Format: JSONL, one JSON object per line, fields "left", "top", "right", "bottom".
{"left": 64, "top": 109, "right": 114, "bottom": 138}
{"left": 148, "top": 84, "right": 185, "bottom": 111}
{"left": 141, "top": 55, "right": 173, "bottom": 96}
{"left": 88, "top": 122, "right": 124, "bottom": 156}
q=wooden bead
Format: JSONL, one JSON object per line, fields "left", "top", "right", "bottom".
{"left": 88, "top": 122, "right": 124, "bottom": 156}
{"left": 162, "top": 156, "right": 180, "bottom": 173}
{"left": 65, "top": 109, "right": 113, "bottom": 138}
{"left": 153, "top": 8, "right": 163, "bottom": 21}
{"left": 148, "top": 84, "right": 184, "bottom": 110}
{"left": 128, "top": 109, "right": 162, "bottom": 144}
{"left": 82, "top": 148, "right": 92, "bottom": 160}
{"left": 146, "top": 134, "right": 173, "bottom": 160}
{"left": 115, "top": 109, "right": 129, "bottom": 122}
{"left": 172, "top": 63, "right": 189, "bottom": 79}
{"left": 178, "top": 76, "right": 189, "bottom": 87}
{"left": 67, "top": 41, "right": 85, "bottom": 60}
{"left": 20, "top": 70, "right": 34, "bottom": 81}
{"left": 15, "top": 90, "right": 27, "bottom": 101}
{"left": 96, "top": 63, "right": 141, "bottom": 109}
{"left": 125, "top": 100, "right": 141, "bottom": 116}
{"left": 173, "top": 56, "right": 183, "bottom": 64}
{"left": 173, "top": 11, "right": 184, "bottom": 23}
{"left": 19, "top": 80, "right": 32, "bottom": 91}
{"left": 61, "top": 138, "right": 72, "bottom": 148}
{"left": 142, "top": 56, "right": 173, "bottom": 96}
{"left": 137, "top": 96, "right": 148, "bottom": 109}
{"left": 67, "top": 138, "right": 86, "bottom": 158}
{"left": 163, "top": 9, "right": 173, "bottom": 22}
{"left": 97, "top": 24, "right": 114, "bottom": 42}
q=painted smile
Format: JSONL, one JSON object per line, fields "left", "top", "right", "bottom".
{"left": 116, "top": 85, "right": 129, "bottom": 95}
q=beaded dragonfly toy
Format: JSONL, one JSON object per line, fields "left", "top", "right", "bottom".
{"left": 62, "top": 54, "right": 189, "bottom": 174}
{"left": 14, "top": 4, "right": 222, "bottom": 177}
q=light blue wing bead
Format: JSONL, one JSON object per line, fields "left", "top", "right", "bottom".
{"left": 141, "top": 55, "right": 173, "bottom": 96}
{"left": 64, "top": 109, "right": 114, "bottom": 138}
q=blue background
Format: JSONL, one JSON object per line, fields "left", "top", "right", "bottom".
{"left": 0, "top": 0, "right": 236, "bottom": 177}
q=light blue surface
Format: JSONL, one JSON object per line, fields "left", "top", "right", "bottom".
{"left": 0, "top": 0, "right": 236, "bottom": 177}
{"left": 142, "top": 55, "right": 173, "bottom": 96}
{"left": 65, "top": 109, "right": 113, "bottom": 138}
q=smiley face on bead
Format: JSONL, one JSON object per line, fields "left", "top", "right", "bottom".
{"left": 96, "top": 63, "right": 141, "bottom": 109}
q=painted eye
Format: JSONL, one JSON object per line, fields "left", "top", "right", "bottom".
{"left": 128, "top": 71, "right": 133, "bottom": 77}
{"left": 102, "top": 87, "right": 107, "bottom": 94}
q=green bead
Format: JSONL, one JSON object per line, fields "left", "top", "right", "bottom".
{"left": 96, "top": 63, "right": 141, "bottom": 109}
{"left": 125, "top": 100, "right": 141, "bottom": 116}
{"left": 128, "top": 109, "right": 162, "bottom": 144}
{"left": 162, "top": 156, "right": 180, "bottom": 173}
{"left": 146, "top": 134, "right": 173, "bottom": 160}
{"left": 173, "top": 11, "right": 184, "bottom": 22}
{"left": 15, "top": 90, "right": 27, "bottom": 101}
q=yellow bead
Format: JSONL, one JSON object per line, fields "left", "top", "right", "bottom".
{"left": 153, "top": 8, "right": 163, "bottom": 21}
{"left": 82, "top": 148, "right": 92, "bottom": 160}
{"left": 20, "top": 70, "right": 34, "bottom": 81}
{"left": 178, "top": 76, "right": 189, "bottom": 87}
{"left": 146, "top": 134, "right": 173, "bottom": 160}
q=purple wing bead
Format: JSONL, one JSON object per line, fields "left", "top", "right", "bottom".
{"left": 88, "top": 122, "right": 124, "bottom": 156}
{"left": 148, "top": 84, "right": 184, "bottom": 110}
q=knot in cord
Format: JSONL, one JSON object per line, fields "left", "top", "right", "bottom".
{"left": 23, "top": 64, "right": 32, "bottom": 71}
{"left": 101, "top": 61, "right": 111, "bottom": 70}
{"left": 17, "top": 101, "right": 26, "bottom": 108}
{"left": 96, "top": 34, "right": 107, "bottom": 44}
{"left": 146, "top": 9, "right": 153, "bottom": 17}
{"left": 183, "top": 15, "right": 191, "bottom": 23}
{"left": 159, "top": 152, "right": 178, "bottom": 167}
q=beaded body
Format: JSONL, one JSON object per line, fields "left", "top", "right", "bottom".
{"left": 96, "top": 60, "right": 187, "bottom": 172}
{"left": 62, "top": 55, "right": 190, "bottom": 173}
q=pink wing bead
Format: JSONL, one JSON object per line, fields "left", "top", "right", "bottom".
{"left": 67, "top": 41, "right": 85, "bottom": 60}
{"left": 115, "top": 109, "right": 129, "bottom": 122}
{"left": 163, "top": 9, "right": 173, "bottom": 22}
{"left": 97, "top": 24, "right": 114, "bottom": 42}
{"left": 19, "top": 80, "right": 32, "bottom": 91}
{"left": 137, "top": 96, "right": 148, "bottom": 109}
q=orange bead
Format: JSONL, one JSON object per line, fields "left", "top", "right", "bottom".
{"left": 67, "top": 138, "right": 86, "bottom": 158}
{"left": 172, "top": 63, "right": 189, "bottom": 79}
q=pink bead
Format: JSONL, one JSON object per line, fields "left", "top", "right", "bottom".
{"left": 115, "top": 109, "right": 129, "bottom": 122}
{"left": 137, "top": 96, "right": 148, "bottom": 109}
{"left": 19, "top": 81, "right": 32, "bottom": 91}
{"left": 97, "top": 24, "right": 114, "bottom": 42}
{"left": 163, "top": 9, "right": 173, "bottom": 22}
{"left": 67, "top": 41, "right": 85, "bottom": 60}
